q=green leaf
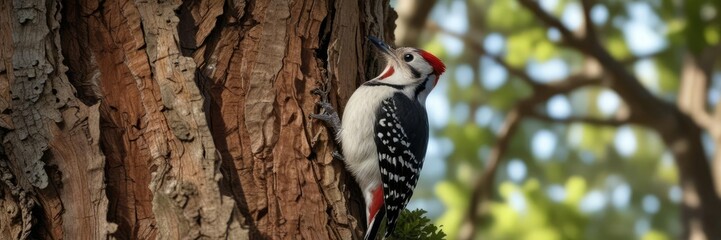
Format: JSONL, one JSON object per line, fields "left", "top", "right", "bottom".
{"left": 665, "top": 18, "right": 687, "bottom": 45}
{"left": 684, "top": 0, "right": 708, "bottom": 52}
{"left": 534, "top": 41, "right": 557, "bottom": 61}
{"left": 642, "top": 230, "right": 670, "bottom": 240}
{"left": 705, "top": 26, "right": 719, "bottom": 45}
{"left": 564, "top": 176, "right": 587, "bottom": 205}
{"left": 422, "top": 35, "right": 447, "bottom": 60}
{"left": 435, "top": 181, "right": 468, "bottom": 239}
{"left": 387, "top": 209, "right": 447, "bottom": 240}
{"left": 487, "top": 0, "right": 534, "bottom": 30}
{"left": 505, "top": 29, "right": 546, "bottom": 67}
{"left": 506, "top": 34, "right": 534, "bottom": 66}
{"left": 605, "top": 36, "right": 631, "bottom": 60}
{"left": 656, "top": 154, "right": 678, "bottom": 183}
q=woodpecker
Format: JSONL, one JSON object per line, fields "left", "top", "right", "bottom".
{"left": 312, "top": 36, "right": 445, "bottom": 239}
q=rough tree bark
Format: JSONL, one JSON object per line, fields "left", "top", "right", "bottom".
{"left": 0, "top": 0, "right": 396, "bottom": 239}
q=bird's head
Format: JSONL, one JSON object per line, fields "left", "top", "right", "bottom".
{"left": 368, "top": 36, "right": 446, "bottom": 88}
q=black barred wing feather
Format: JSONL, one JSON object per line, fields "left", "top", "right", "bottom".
{"left": 373, "top": 93, "right": 429, "bottom": 236}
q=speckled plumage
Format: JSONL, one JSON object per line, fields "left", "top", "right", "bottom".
{"left": 338, "top": 38, "right": 445, "bottom": 239}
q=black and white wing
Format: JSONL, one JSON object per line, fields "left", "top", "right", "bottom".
{"left": 373, "top": 93, "right": 429, "bottom": 236}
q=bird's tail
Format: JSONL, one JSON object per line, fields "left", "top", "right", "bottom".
{"left": 364, "top": 208, "right": 385, "bottom": 240}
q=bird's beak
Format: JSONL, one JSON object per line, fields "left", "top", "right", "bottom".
{"left": 368, "top": 36, "right": 394, "bottom": 57}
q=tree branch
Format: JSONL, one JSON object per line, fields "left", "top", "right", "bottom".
{"left": 528, "top": 111, "right": 628, "bottom": 126}
{"left": 517, "top": 0, "right": 668, "bottom": 127}
{"left": 458, "top": 104, "right": 526, "bottom": 240}
{"left": 430, "top": 21, "right": 608, "bottom": 240}
{"left": 428, "top": 22, "right": 610, "bottom": 95}
{"left": 680, "top": 43, "right": 721, "bottom": 197}
{"left": 458, "top": 73, "right": 603, "bottom": 240}
{"left": 715, "top": 100, "right": 721, "bottom": 129}
{"left": 427, "top": 22, "right": 540, "bottom": 89}
{"left": 581, "top": 0, "right": 597, "bottom": 41}
{"left": 538, "top": 73, "right": 605, "bottom": 96}
{"left": 517, "top": 0, "right": 585, "bottom": 47}
{"left": 395, "top": 0, "right": 438, "bottom": 47}
{"left": 678, "top": 54, "right": 714, "bottom": 130}
{"left": 516, "top": 0, "right": 721, "bottom": 238}
{"left": 619, "top": 50, "right": 665, "bottom": 65}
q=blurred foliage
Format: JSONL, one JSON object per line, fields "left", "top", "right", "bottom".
{"left": 403, "top": 0, "right": 721, "bottom": 239}
{"left": 389, "top": 209, "right": 447, "bottom": 240}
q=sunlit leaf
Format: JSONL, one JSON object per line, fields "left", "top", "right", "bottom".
{"left": 654, "top": 56, "right": 680, "bottom": 93}
{"left": 564, "top": 176, "right": 587, "bottom": 205}
{"left": 422, "top": 35, "right": 447, "bottom": 59}
{"left": 534, "top": 41, "right": 557, "bottom": 61}
{"left": 435, "top": 181, "right": 468, "bottom": 239}
{"left": 486, "top": 0, "right": 534, "bottom": 30}
{"left": 665, "top": 18, "right": 687, "bottom": 45}
{"left": 642, "top": 230, "right": 670, "bottom": 240}
{"left": 704, "top": 26, "right": 719, "bottom": 45}
{"left": 522, "top": 228, "right": 560, "bottom": 240}
{"left": 506, "top": 35, "right": 534, "bottom": 66}
{"left": 605, "top": 36, "right": 631, "bottom": 60}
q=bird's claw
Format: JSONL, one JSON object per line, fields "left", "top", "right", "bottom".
{"left": 332, "top": 151, "right": 345, "bottom": 161}
{"left": 310, "top": 87, "right": 342, "bottom": 144}
{"left": 311, "top": 87, "right": 329, "bottom": 97}
{"left": 316, "top": 101, "right": 336, "bottom": 113}
{"left": 310, "top": 112, "right": 334, "bottom": 123}
{"left": 309, "top": 70, "right": 345, "bottom": 161}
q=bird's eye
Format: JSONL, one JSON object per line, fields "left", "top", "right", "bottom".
{"left": 403, "top": 54, "right": 414, "bottom": 62}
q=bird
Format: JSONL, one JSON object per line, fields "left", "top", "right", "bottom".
{"left": 311, "top": 36, "right": 445, "bottom": 239}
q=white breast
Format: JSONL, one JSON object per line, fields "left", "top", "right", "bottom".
{"left": 340, "top": 85, "right": 396, "bottom": 191}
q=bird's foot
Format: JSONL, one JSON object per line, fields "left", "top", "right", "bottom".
{"left": 332, "top": 150, "right": 345, "bottom": 161}
{"left": 310, "top": 88, "right": 342, "bottom": 140}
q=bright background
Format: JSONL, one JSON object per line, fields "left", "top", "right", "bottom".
{"left": 390, "top": 0, "right": 721, "bottom": 239}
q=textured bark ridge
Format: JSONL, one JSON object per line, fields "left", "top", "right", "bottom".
{"left": 188, "top": 0, "right": 395, "bottom": 238}
{"left": 0, "top": 0, "right": 396, "bottom": 239}
{"left": 1, "top": 0, "right": 114, "bottom": 239}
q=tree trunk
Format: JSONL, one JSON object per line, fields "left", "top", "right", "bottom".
{"left": 0, "top": 0, "right": 396, "bottom": 239}
{"left": 660, "top": 113, "right": 721, "bottom": 239}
